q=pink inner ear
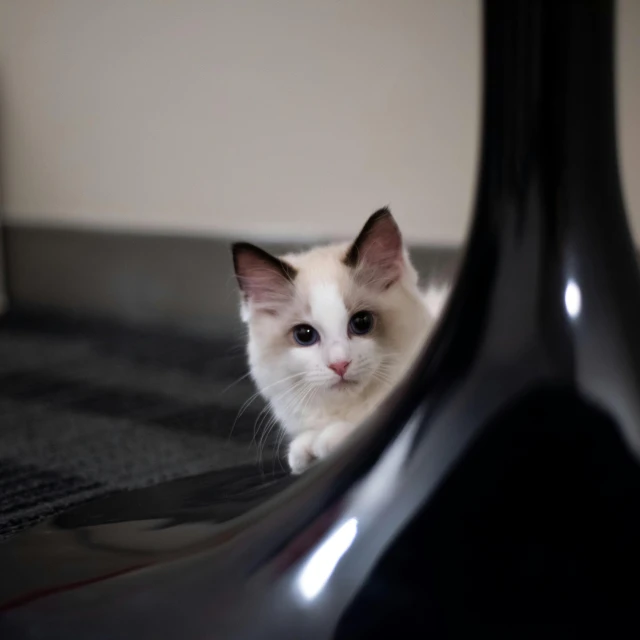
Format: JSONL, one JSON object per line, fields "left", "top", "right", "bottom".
{"left": 233, "top": 245, "right": 294, "bottom": 309}
{"left": 352, "top": 213, "right": 404, "bottom": 288}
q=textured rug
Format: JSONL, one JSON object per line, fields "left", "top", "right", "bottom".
{"left": 0, "top": 311, "right": 284, "bottom": 540}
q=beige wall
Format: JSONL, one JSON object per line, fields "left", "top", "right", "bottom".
{"left": 0, "top": 0, "right": 638, "bottom": 245}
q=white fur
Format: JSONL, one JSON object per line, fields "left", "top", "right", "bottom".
{"left": 236, "top": 215, "right": 447, "bottom": 473}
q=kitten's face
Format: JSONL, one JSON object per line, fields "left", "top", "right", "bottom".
{"left": 245, "top": 250, "right": 390, "bottom": 396}
{"left": 233, "top": 209, "right": 425, "bottom": 410}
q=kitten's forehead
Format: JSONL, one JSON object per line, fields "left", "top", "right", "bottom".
{"left": 282, "top": 243, "right": 354, "bottom": 329}
{"left": 282, "top": 244, "right": 352, "bottom": 295}
{"left": 282, "top": 242, "right": 349, "bottom": 275}
{"left": 309, "top": 282, "right": 348, "bottom": 334}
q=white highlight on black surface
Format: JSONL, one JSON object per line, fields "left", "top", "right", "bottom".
{"left": 298, "top": 517, "right": 358, "bottom": 600}
{"left": 565, "top": 279, "right": 582, "bottom": 319}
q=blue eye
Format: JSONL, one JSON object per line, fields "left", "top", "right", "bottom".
{"left": 293, "top": 324, "right": 319, "bottom": 346}
{"left": 349, "top": 311, "right": 374, "bottom": 336}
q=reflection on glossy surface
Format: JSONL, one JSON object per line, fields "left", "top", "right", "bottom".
{"left": 298, "top": 517, "right": 358, "bottom": 601}
{"left": 564, "top": 279, "right": 582, "bottom": 319}
{"left": 3, "top": 0, "right": 640, "bottom": 637}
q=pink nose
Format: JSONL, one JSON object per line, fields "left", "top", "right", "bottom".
{"left": 328, "top": 360, "right": 351, "bottom": 378}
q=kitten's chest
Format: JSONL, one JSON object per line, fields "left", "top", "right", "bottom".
{"left": 282, "top": 385, "right": 386, "bottom": 434}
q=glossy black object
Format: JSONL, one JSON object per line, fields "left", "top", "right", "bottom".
{"left": 3, "top": 0, "right": 640, "bottom": 637}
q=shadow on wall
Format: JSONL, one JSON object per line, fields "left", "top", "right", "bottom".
{"left": 3, "top": 225, "right": 460, "bottom": 337}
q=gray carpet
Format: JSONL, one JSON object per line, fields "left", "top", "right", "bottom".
{"left": 0, "top": 311, "right": 284, "bottom": 540}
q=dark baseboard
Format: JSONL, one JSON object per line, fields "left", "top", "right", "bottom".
{"left": 0, "top": 226, "right": 6, "bottom": 314}
{"left": 4, "top": 224, "right": 460, "bottom": 336}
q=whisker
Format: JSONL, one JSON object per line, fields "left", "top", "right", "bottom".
{"left": 255, "top": 379, "right": 311, "bottom": 466}
{"left": 220, "top": 371, "right": 253, "bottom": 395}
{"left": 250, "top": 378, "right": 308, "bottom": 444}
{"left": 274, "top": 427, "right": 289, "bottom": 473}
{"left": 271, "top": 383, "right": 319, "bottom": 475}
{"left": 228, "top": 371, "right": 307, "bottom": 440}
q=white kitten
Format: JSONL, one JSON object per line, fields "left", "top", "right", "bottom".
{"left": 233, "top": 208, "right": 440, "bottom": 474}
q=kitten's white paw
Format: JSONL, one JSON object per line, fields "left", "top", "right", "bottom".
{"left": 312, "top": 422, "right": 356, "bottom": 460}
{"left": 287, "top": 431, "right": 318, "bottom": 475}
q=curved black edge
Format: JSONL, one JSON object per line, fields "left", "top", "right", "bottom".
{"left": 3, "top": 1, "right": 640, "bottom": 637}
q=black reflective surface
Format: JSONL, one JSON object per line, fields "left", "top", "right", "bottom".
{"left": 3, "top": 0, "right": 640, "bottom": 637}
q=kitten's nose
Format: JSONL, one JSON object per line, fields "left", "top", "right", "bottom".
{"left": 329, "top": 360, "right": 351, "bottom": 378}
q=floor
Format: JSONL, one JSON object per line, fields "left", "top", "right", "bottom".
{"left": 0, "top": 311, "right": 285, "bottom": 539}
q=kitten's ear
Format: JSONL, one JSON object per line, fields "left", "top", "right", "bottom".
{"left": 344, "top": 207, "right": 404, "bottom": 288}
{"left": 232, "top": 242, "right": 297, "bottom": 310}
